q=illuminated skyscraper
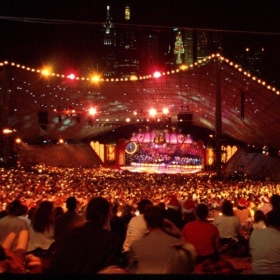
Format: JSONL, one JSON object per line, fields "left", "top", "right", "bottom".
{"left": 101, "top": 5, "right": 117, "bottom": 77}
{"left": 172, "top": 29, "right": 223, "bottom": 66}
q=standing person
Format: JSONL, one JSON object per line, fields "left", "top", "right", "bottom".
{"left": 213, "top": 200, "right": 241, "bottom": 245}
{"left": 0, "top": 200, "right": 29, "bottom": 251}
{"left": 27, "top": 201, "right": 55, "bottom": 253}
{"left": 181, "top": 203, "right": 220, "bottom": 264}
{"left": 47, "top": 197, "right": 122, "bottom": 273}
{"left": 127, "top": 206, "right": 196, "bottom": 274}
{"left": 123, "top": 199, "right": 153, "bottom": 251}
{"left": 54, "top": 196, "right": 84, "bottom": 240}
{"left": 249, "top": 209, "right": 280, "bottom": 274}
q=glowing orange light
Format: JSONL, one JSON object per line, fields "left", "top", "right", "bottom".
{"left": 15, "top": 138, "right": 21, "bottom": 144}
{"left": 130, "top": 75, "right": 138, "bottom": 81}
{"left": 41, "top": 69, "right": 51, "bottom": 76}
{"left": 162, "top": 107, "right": 169, "bottom": 115}
{"left": 91, "top": 75, "right": 100, "bottom": 83}
{"left": 89, "top": 107, "right": 97, "bottom": 115}
{"left": 153, "top": 71, "right": 161, "bottom": 78}
{"left": 149, "top": 108, "right": 157, "bottom": 117}
{"left": 58, "top": 139, "right": 64, "bottom": 144}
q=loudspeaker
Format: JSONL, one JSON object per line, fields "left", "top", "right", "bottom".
{"left": 38, "top": 111, "right": 48, "bottom": 125}
{"left": 177, "top": 113, "right": 193, "bottom": 122}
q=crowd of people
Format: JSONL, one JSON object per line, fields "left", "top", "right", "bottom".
{"left": 0, "top": 162, "right": 280, "bottom": 274}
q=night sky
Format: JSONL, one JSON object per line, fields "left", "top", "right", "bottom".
{"left": 0, "top": 0, "right": 280, "bottom": 80}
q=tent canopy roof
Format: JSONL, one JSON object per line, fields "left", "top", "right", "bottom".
{"left": 1, "top": 55, "right": 280, "bottom": 149}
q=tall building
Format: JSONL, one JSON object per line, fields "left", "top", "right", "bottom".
{"left": 172, "top": 29, "right": 223, "bottom": 67}
{"left": 234, "top": 46, "right": 265, "bottom": 77}
{"left": 101, "top": 5, "right": 117, "bottom": 77}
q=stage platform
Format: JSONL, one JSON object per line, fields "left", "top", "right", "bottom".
{"left": 120, "top": 163, "right": 203, "bottom": 174}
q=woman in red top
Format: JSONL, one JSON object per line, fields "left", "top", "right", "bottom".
{"left": 181, "top": 203, "right": 220, "bottom": 263}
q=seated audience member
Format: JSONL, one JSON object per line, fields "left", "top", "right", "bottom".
{"left": 53, "top": 206, "right": 64, "bottom": 221}
{"left": 251, "top": 210, "right": 267, "bottom": 231}
{"left": 249, "top": 209, "right": 280, "bottom": 274}
{"left": 0, "top": 200, "right": 29, "bottom": 251}
{"left": 18, "top": 205, "right": 31, "bottom": 227}
{"left": 163, "top": 243, "right": 196, "bottom": 274}
{"left": 234, "top": 198, "right": 252, "bottom": 230}
{"left": 120, "top": 205, "right": 135, "bottom": 228}
{"left": 110, "top": 203, "right": 127, "bottom": 245}
{"left": 127, "top": 206, "right": 196, "bottom": 274}
{"left": 213, "top": 200, "right": 241, "bottom": 245}
{"left": 54, "top": 196, "right": 84, "bottom": 240}
{"left": 266, "top": 194, "right": 280, "bottom": 216}
{"left": 47, "top": 197, "right": 123, "bottom": 273}
{"left": 181, "top": 203, "right": 220, "bottom": 264}
{"left": 164, "top": 195, "right": 184, "bottom": 229}
{"left": 123, "top": 199, "right": 153, "bottom": 251}
{"left": 181, "top": 197, "right": 196, "bottom": 225}
{"left": 27, "top": 201, "right": 55, "bottom": 253}
{"left": 258, "top": 195, "right": 272, "bottom": 215}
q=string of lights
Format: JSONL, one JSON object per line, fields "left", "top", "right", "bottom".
{"left": 1, "top": 54, "right": 279, "bottom": 96}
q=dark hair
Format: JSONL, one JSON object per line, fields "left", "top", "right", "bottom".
{"left": 7, "top": 199, "right": 23, "bottom": 216}
{"left": 28, "top": 207, "right": 37, "bottom": 220}
{"left": 195, "top": 203, "right": 208, "bottom": 221}
{"left": 86, "top": 197, "right": 110, "bottom": 224}
{"left": 53, "top": 206, "right": 64, "bottom": 219}
{"left": 221, "top": 200, "right": 234, "bottom": 216}
{"left": 32, "top": 201, "right": 54, "bottom": 233}
{"left": 270, "top": 194, "right": 280, "bottom": 210}
{"left": 144, "top": 206, "right": 165, "bottom": 229}
{"left": 266, "top": 209, "right": 280, "bottom": 227}
{"left": 0, "top": 210, "right": 8, "bottom": 219}
{"left": 254, "top": 210, "right": 267, "bottom": 225}
{"left": 137, "top": 199, "right": 153, "bottom": 214}
{"left": 66, "top": 196, "right": 77, "bottom": 211}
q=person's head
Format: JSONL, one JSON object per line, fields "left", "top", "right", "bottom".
{"left": 53, "top": 206, "right": 64, "bottom": 219}
{"left": 266, "top": 209, "right": 280, "bottom": 229}
{"left": 253, "top": 210, "right": 267, "bottom": 225}
{"left": 66, "top": 196, "right": 77, "bottom": 211}
{"left": 221, "top": 200, "right": 234, "bottom": 216}
{"left": 144, "top": 206, "right": 165, "bottom": 229}
{"left": 32, "top": 200, "right": 54, "bottom": 233}
{"left": 86, "top": 197, "right": 110, "bottom": 226}
{"left": 195, "top": 203, "right": 208, "bottom": 221}
{"left": 164, "top": 247, "right": 194, "bottom": 274}
{"left": 7, "top": 200, "right": 23, "bottom": 216}
{"left": 137, "top": 199, "right": 153, "bottom": 214}
{"left": 270, "top": 194, "right": 280, "bottom": 210}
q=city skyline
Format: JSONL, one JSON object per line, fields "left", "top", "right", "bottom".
{"left": 0, "top": 1, "right": 280, "bottom": 83}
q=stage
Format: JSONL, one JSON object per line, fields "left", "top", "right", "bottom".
{"left": 120, "top": 163, "right": 203, "bottom": 174}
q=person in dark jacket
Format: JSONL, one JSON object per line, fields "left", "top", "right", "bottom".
{"left": 54, "top": 196, "right": 84, "bottom": 239}
{"left": 47, "top": 197, "right": 122, "bottom": 273}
